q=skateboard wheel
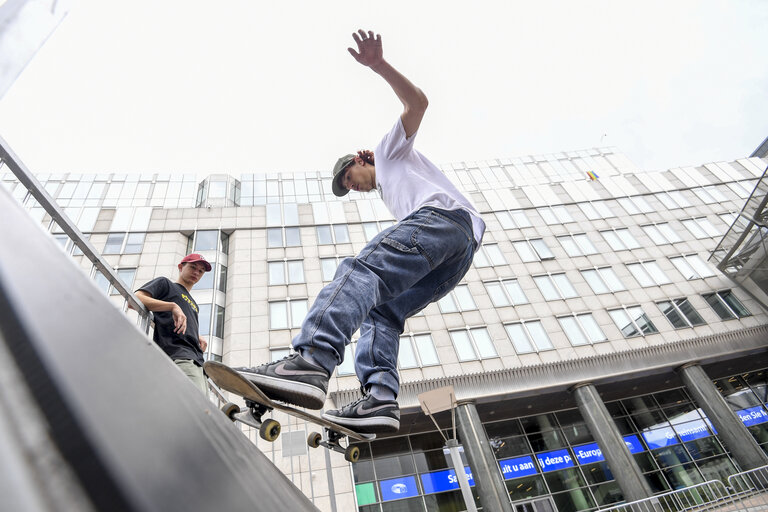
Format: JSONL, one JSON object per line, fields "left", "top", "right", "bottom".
{"left": 307, "top": 432, "right": 322, "bottom": 449}
{"left": 260, "top": 418, "right": 281, "bottom": 442}
{"left": 345, "top": 445, "right": 360, "bottom": 463}
{"left": 221, "top": 402, "right": 241, "bottom": 421}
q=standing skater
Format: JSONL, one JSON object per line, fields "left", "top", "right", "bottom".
{"left": 236, "top": 30, "right": 485, "bottom": 433}
{"left": 136, "top": 253, "right": 211, "bottom": 394}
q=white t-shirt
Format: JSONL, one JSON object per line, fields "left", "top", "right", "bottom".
{"left": 374, "top": 118, "right": 486, "bottom": 246}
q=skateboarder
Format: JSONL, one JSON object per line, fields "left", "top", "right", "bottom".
{"left": 135, "top": 253, "right": 211, "bottom": 394}
{"left": 236, "top": 30, "right": 485, "bottom": 433}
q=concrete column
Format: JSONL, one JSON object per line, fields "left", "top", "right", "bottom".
{"left": 456, "top": 401, "right": 514, "bottom": 512}
{"left": 571, "top": 383, "right": 653, "bottom": 502}
{"left": 677, "top": 362, "right": 768, "bottom": 470}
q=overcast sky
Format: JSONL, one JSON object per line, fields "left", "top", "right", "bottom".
{"left": 0, "top": 0, "right": 766, "bottom": 177}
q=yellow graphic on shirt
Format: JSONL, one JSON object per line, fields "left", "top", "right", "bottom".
{"left": 180, "top": 293, "right": 198, "bottom": 313}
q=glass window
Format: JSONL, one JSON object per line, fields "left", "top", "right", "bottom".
{"left": 475, "top": 244, "right": 507, "bottom": 267}
{"left": 438, "top": 284, "right": 476, "bottom": 312}
{"left": 267, "top": 228, "right": 283, "bottom": 248}
{"left": 558, "top": 233, "right": 598, "bottom": 257}
{"left": 196, "top": 266, "right": 215, "bottom": 289}
{"left": 670, "top": 254, "right": 717, "bottom": 280}
{"left": 198, "top": 304, "right": 212, "bottom": 336}
{"left": 601, "top": 228, "right": 640, "bottom": 251}
{"left": 217, "top": 264, "right": 227, "bottom": 293}
{"left": 627, "top": 261, "right": 671, "bottom": 287}
{"left": 505, "top": 321, "right": 553, "bottom": 353}
{"left": 124, "top": 232, "right": 145, "bottom": 254}
{"left": 268, "top": 262, "right": 285, "bottom": 285}
{"left": 212, "top": 305, "right": 225, "bottom": 338}
{"left": 285, "top": 227, "right": 301, "bottom": 246}
{"left": 399, "top": 334, "right": 440, "bottom": 368}
{"left": 643, "top": 223, "right": 682, "bottom": 245}
{"left": 109, "top": 268, "right": 136, "bottom": 296}
{"left": 682, "top": 217, "right": 721, "bottom": 239}
{"left": 195, "top": 230, "right": 219, "bottom": 251}
{"left": 317, "top": 225, "right": 333, "bottom": 245}
{"left": 513, "top": 241, "right": 537, "bottom": 263}
{"left": 558, "top": 313, "right": 606, "bottom": 345}
{"left": 450, "top": 328, "right": 496, "bottom": 361}
{"left": 269, "top": 302, "right": 288, "bottom": 329}
{"left": 321, "top": 257, "right": 340, "bottom": 281}
{"left": 534, "top": 273, "right": 577, "bottom": 300}
{"left": 333, "top": 224, "right": 350, "bottom": 243}
{"left": 484, "top": 279, "right": 528, "bottom": 307}
{"left": 103, "top": 233, "right": 125, "bottom": 254}
{"left": 290, "top": 300, "right": 308, "bottom": 328}
{"left": 658, "top": 298, "right": 705, "bottom": 328}
{"left": 338, "top": 344, "right": 355, "bottom": 375}
{"left": 609, "top": 306, "right": 659, "bottom": 338}
{"left": 703, "top": 291, "right": 751, "bottom": 320}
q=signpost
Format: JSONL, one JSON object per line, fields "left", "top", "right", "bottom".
{"left": 418, "top": 386, "right": 478, "bottom": 512}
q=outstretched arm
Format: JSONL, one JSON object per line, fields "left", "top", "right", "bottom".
{"left": 348, "top": 29, "right": 428, "bottom": 138}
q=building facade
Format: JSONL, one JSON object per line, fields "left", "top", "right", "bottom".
{"left": 2, "top": 147, "right": 768, "bottom": 512}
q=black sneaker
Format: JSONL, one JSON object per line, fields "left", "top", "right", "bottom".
{"left": 234, "top": 353, "right": 329, "bottom": 410}
{"left": 322, "top": 392, "right": 400, "bottom": 434}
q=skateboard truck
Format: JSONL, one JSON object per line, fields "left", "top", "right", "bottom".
{"left": 221, "top": 400, "right": 282, "bottom": 442}
{"left": 307, "top": 429, "right": 361, "bottom": 463}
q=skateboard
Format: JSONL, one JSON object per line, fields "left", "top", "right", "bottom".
{"left": 204, "top": 361, "right": 375, "bottom": 462}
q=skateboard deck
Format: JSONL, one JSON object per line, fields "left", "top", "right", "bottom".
{"left": 204, "top": 361, "right": 374, "bottom": 462}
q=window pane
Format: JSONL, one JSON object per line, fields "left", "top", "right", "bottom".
{"left": 270, "top": 302, "right": 288, "bottom": 329}
{"left": 268, "top": 262, "right": 285, "bottom": 285}
{"left": 579, "top": 314, "right": 606, "bottom": 342}
{"left": 559, "top": 236, "right": 581, "bottom": 256}
{"left": 513, "top": 241, "right": 537, "bottom": 262}
{"left": 503, "top": 280, "right": 528, "bottom": 304}
{"left": 196, "top": 266, "right": 215, "bottom": 289}
{"left": 454, "top": 285, "right": 476, "bottom": 310}
{"left": 627, "top": 306, "right": 658, "bottom": 334}
{"left": 534, "top": 276, "right": 560, "bottom": 301}
{"left": 659, "top": 300, "right": 687, "bottom": 328}
{"left": 321, "top": 258, "right": 338, "bottom": 281}
{"left": 704, "top": 293, "right": 735, "bottom": 320}
{"left": 285, "top": 227, "right": 301, "bottom": 247}
{"left": 530, "top": 239, "right": 554, "bottom": 259}
{"left": 333, "top": 225, "right": 350, "bottom": 243}
{"left": 658, "top": 223, "right": 682, "bottom": 243}
{"left": 287, "top": 261, "right": 304, "bottom": 284}
{"left": 338, "top": 345, "right": 355, "bottom": 375}
{"left": 124, "top": 232, "right": 145, "bottom": 253}
{"left": 290, "top": 300, "right": 308, "bottom": 328}
{"left": 609, "top": 309, "right": 640, "bottom": 337}
{"left": 415, "top": 335, "right": 439, "bottom": 366}
{"left": 720, "top": 291, "right": 750, "bottom": 317}
{"left": 212, "top": 305, "right": 225, "bottom": 338}
{"left": 486, "top": 282, "right": 510, "bottom": 307}
{"left": 526, "top": 321, "right": 553, "bottom": 350}
{"left": 451, "top": 331, "right": 477, "bottom": 361}
{"left": 110, "top": 268, "right": 136, "bottom": 296}
{"left": 486, "top": 245, "right": 507, "bottom": 265}
{"left": 627, "top": 263, "right": 654, "bottom": 287}
{"left": 675, "top": 298, "right": 705, "bottom": 326}
{"left": 552, "top": 273, "right": 577, "bottom": 298}
{"left": 683, "top": 219, "right": 707, "bottom": 239}
{"left": 671, "top": 257, "right": 697, "bottom": 280}
{"left": 198, "top": 304, "right": 212, "bottom": 336}
{"left": 559, "top": 316, "right": 588, "bottom": 346}
{"left": 511, "top": 211, "right": 532, "bottom": 227}
{"left": 267, "top": 228, "right": 283, "bottom": 248}
{"left": 195, "top": 230, "right": 219, "bottom": 251}
{"left": 363, "top": 222, "right": 379, "bottom": 241}
{"left": 218, "top": 265, "right": 227, "bottom": 293}
{"left": 496, "top": 211, "right": 515, "bottom": 229}
{"left": 600, "top": 267, "right": 626, "bottom": 291}
{"left": 437, "top": 294, "right": 458, "bottom": 313}
{"left": 645, "top": 261, "right": 671, "bottom": 285}
{"left": 317, "top": 226, "right": 333, "bottom": 245}
{"left": 616, "top": 229, "right": 640, "bottom": 249}
{"left": 506, "top": 324, "right": 534, "bottom": 353}
{"left": 574, "top": 233, "right": 597, "bottom": 254}
{"left": 602, "top": 231, "right": 623, "bottom": 250}
{"left": 104, "top": 233, "right": 124, "bottom": 254}
{"left": 398, "top": 337, "right": 418, "bottom": 369}
{"left": 582, "top": 269, "right": 609, "bottom": 294}
{"left": 687, "top": 255, "right": 716, "bottom": 278}
{"left": 473, "top": 249, "right": 491, "bottom": 267}
{"left": 472, "top": 328, "right": 497, "bottom": 358}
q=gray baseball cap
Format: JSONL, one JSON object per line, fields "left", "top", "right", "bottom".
{"left": 331, "top": 154, "right": 356, "bottom": 197}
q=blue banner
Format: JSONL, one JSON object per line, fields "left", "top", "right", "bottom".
{"left": 420, "top": 467, "right": 474, "bottom": 494}
{"left": 536, "top": 449, "right": 574, "bottom": 472}
{"left": 379, "top": 476, "right": 419, "bottom": 502}
{"left": 738, "top": 406, "right": 768, "bottom": 427}
{"left": 642, "top": 427, "right": 679, "bottom": 449}
{"left": 573, "top": 443, "right": 605, "bottom": 464}
{"left": 623, "top": 435, "right": 645, "bottom": 454}
{"left": 674, "top": 420, "right": 711, "bottom": 442}
{"left": 499, "top": 455, "right": 538, "bottom": 480}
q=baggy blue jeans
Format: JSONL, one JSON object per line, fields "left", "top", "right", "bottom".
{"left": 292, "top": 207, "right": 477, "bottom": 397}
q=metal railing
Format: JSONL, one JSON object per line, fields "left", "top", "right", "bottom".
{"left": 0, "top": 134, "right": 152, "bottom": 333}
{"left": 597, "top": 465, "right": 768, "bottom": 511}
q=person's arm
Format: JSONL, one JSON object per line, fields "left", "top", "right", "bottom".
{"left": 135, "top": 290, "right": 188, "bottom": 335}
{"left": 348, "top": 29, "right": 428, "bottom": 138}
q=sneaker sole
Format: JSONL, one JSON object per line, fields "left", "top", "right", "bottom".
{"left": 321, "top": 412, "right": 400, "bottom": 434}
{"left": 239, "top": 371, "right": 326, "bottom": 410}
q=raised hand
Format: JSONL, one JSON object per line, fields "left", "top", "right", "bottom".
{"left": 348, "top": 29, "right": 383, "bottom": 68}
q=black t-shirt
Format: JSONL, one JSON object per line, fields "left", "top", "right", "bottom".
{"left": 137, "top": 277, "right": 204, "bottom": 366}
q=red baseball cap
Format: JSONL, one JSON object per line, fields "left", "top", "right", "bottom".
{"left": 180, "top": 253, "right": 212, "bottom": 272}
